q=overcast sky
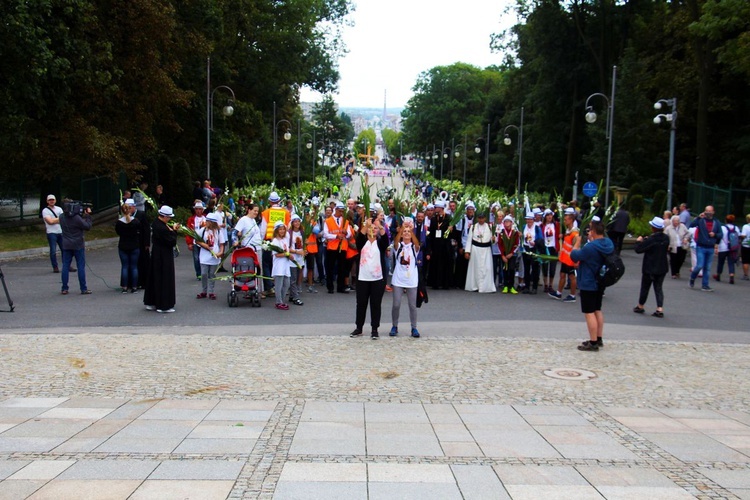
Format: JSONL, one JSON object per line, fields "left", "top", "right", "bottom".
{"left": 301, "top": 0, "right": 516, "bottom": 109}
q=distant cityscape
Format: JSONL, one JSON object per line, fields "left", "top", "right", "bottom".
{"left": 300, "top": 103, "right": 403, "bottom": 135}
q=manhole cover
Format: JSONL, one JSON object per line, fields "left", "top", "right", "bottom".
{"left": 543, "top": 368, "right": 597, "bottom": 381}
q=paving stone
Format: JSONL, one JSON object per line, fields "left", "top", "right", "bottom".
{"left": 129, "top": 479, "right": 234, "bottom": 499}
{"left": 278, "top": 463, "right": 366, "bottom": 482}
{"left": 9, "top": 460, "right": 76, "bottom": 480}
{"left": 27, "top": 479, "right": 141, "bottom": 499}
{"left": 273, "top": 481, "right": 367, "bottom": 499}
{"left": 451, "top": 464, "right": 510, "bottom": 499}
{"left": 149, "top": 460, "right": 244, "bottom": 480}
{"left": 58, "top": 459, "right": 160, "bottom": 480}
{"left": 0, "top": 461, "right": 31, "bottom": 480}
{"left": 0, "top": 479, "right": 47, "bottom": 500}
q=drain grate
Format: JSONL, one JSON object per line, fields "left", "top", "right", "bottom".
{"left": 543, "top": 368, "right": 597, "bottom": 381}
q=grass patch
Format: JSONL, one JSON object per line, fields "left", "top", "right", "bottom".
{"left": 0, "top": 224, "right": 117, "bottom": 252}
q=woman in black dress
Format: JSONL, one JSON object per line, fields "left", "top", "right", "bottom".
{"left": 144, "top": 206, "right": 181, "bottom": 313}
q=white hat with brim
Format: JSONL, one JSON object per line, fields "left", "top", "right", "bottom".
{"left": 503, "top": 215, "right": 514, "bottom": 223}
{"left": 465, "top": 202, "right": 476, "bottom": 210}
{"left": 335, "top": 201, "right": 345, "bottom": 209}
{"left": 194, "top": 202, "right": 205, "bottom": 209}
{"left": 206, "top": 213, "right": 221, "bottom": 223}
{"left": 543, "top": 209, "right": 553, "bottom": 216}
{"left": 124, "top": 199, "right": 136, "bottom": 206}
{"left": 525, "top": 212, "right": 534, "bottom": 219}
{"left": 564, "top": 207, "right": 576, "bottom": 215}
{"left": 47, "top": 194, "right": 56, "bottom": 201}
{"left": 592, "top": 216, "right": 601, "bottom": 222}
{"left": 158, "top": 206, "right": 174, "bottom": 218}
{"left": 532, "top": 207, "right": 542, "bottom": 215}
{"left": 435, "top": 201, "right": 446, "bottom": 208}
{"left": 274, "top": 220, "right": 286, "bottom": 229}
{"left": 649, "top": 217, "right": 664, "bottom": 229}
{"left": 291, "top": 214, "right": 301, "bottom": 222}
{"left": 426, "top": 204, "right": 435, "bottom": 210}
{"left": 269, "top": 191, "right": 281, "bottom": 203}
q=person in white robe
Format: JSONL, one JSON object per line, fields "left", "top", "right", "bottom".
{"left": 464, "top": 212, "right": 497, "bottom": 293}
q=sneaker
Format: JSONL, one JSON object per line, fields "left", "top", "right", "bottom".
{"left": 196, "top": 292, "right": 207, "bottom": 299}
{"left": 563, "top": 294, "right": 576, "bottom": 303}
{"left": 122, "top": 288, "right": 129, "bottom": 294}
{"left": 596, "top": 338, "right": 603, "bottom": 348}
{"left": 389, "top": 326, "right": 398, "bottom": 337}
{"left": 689, "top": 279, "right": 695, "bottom": 288}
{"left": 548, "top": 290, "right": 562, "bottom": 299}
{"left": 130, "top": 288, "right": 139, "bottom": 294}
{"left": 729, "top": 277, "right": 735, "bottom": 285}
{"left": 530, "top": 288, "right": 538, "bottom": 295}
{"left": 145, "top": 305, "right": 156, "bottom": 311}
{"left": 701, "top": 286, "right": 714, "bottom": 292}
{"left": 291, "top": 298, "right": 304, "bottom": 306}
{"left": 509, "top": 287, "right": 518, "bottom": 295}
{"left": 156, "top": 308, "right": 175, "bottom": 313}
{"left": 209, "top": 294, "right": 217, "bottom": 300}
{"left": 578, "top": 341, "right": 599, "bottom": 351}
{"left": 266, "top": 288, "right": 276, "bottom": 297}
{"left": 307, "top": 286, "right": 318, "bottom": 293}
{"left": 502, "top": 286, "right": 508, "bottom": 294}
{"left": 350, "top": 329, "right": 363, "bottom": 338}
{"left": 53, "top": 267, "right": 60, "bottom": 273}
{"left": 742, "top": 275, "right": 750, "bottom": 281}
{"left": 197, "top": 275, "right": 201, "bottom": 281}
{"left": 371, "top": 330, "right": 379, "bottom": 339}
{"left": 411, "top": 328, "right": 420, "bottom": 338}
{"left": 81, "top": 290, "right": 92, "bottom": 295}
{"left": 275, "top": 303, "right": 289, "bottom": 310}
{"left": 713, "top": 274, "right": 720, "bottom": 281}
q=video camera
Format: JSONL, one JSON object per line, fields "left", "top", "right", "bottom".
{"left": 63, "top": 200, "right": 93, "bottom": 217}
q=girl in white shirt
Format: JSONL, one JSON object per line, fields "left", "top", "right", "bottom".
{"left": 271, "top": 222, "right": 293, "bottom": 310}
{"left": 390, "top": 225, "right": 421, "bottom": 338}
{"left": 288, "top": 215, "right": 306, "bottom": 305}
{"left": 196, "top": 213, "right": 226, "bottom": 300}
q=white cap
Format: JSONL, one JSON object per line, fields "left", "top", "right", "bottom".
{"left": 206, "top": 213, "right": 221, "bottom": 223}
{"left": 124, "top": 199, "right": 136, "bottom": 206}
{"left": 311, "top": 196, "right": 320, "bottom": 206}
{"left": 371, "top": 203, "right": 383, "bottom": 213}
{"left": 290, "top": 214, "right": 301, "bottom": 222}
{"left": 194, "top": 201, "right": 205, "bottom": 209}
{"left": 335, "top": 201, "right": 345, "bottom": 209}
{"left": 503, "top": 215, "right": 514, "bottom": 223}
{"left": 465, "top": 202, "right": 476, "bottom": 210}
{"left": 426, "top": 204, "right": 435, "bottom": 210}
{"left": 435, "top": 201, "right": 446, "bottom": 208}
{"left": 649, "top": 217, "right": 664, "bottom": 229}
{"left": 543, "top": 208, "right": 553, "bottom": 215}
{"left": 158, "top": 206, "right": 174, "bottom": 218}
{"left": 47, "top": 194, "right": 56, "bottom": 201}
{"left": 532, "top": 207, "right": 542, "bottom": 215}
{"left": 525, "top": 212, "right": 534, "bottom": 219}
{"left": 564, "top": 207, "right": 576, "bottom": 215}
{"left": 592, "top": 216, "right": 601, "bottom": 222}
{"left": 269, "top": 191, "right": 281, "bottom": 203}
{"left": 274, "top": 220, "right": 286, "bottom": 229}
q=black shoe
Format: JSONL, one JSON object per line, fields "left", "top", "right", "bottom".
{"left": 530, "top": 288, "right": 538, "bottom": 295}
{"left": 371, "top": 330, "right": 379, "bottom": 339}
{"left": 633, "top": 306, "right": 645, "bottom": 314}
{"left": 349, "top": 329, "right": 363, "bottom": 338}
{"left": 578, "top": 341, "right": 599, "bottom": 351}
{"left": 596, "top": 338, "right": 603, "bottom": 348}
{"left": 328, "top": 289, "right": 334, "bottom": 294}
{"left": 337, "top": 289, "right": 350, "bottom": 294}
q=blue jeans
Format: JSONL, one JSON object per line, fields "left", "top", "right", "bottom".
{"left": 691, "top": 246, "right": 714, "bottom": 288}
{"left": 118, "top": 248, "right": 140, "bottom": 289}
{"left": 47, "top": 233, "right": 63, "bottom": 269}
{"left": 62, "top": 248, "right": 87, "bottom": 292}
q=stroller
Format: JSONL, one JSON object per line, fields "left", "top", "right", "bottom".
{"left": 227, "top": 246, "right": 262, "bottom": 307}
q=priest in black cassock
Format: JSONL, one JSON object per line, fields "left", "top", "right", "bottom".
{"left": 144, "top": 206, "right": 180, "bottom": 313}
{"left": 426, "top": 201, "right": 453, "bottom": 289}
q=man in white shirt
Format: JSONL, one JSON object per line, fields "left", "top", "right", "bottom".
{"left": 42, "top": 195, "right": 64, "bottom": 273}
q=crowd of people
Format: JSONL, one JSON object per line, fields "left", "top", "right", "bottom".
{"left": 44, "top": 173, "right": 750, "bottom": 349}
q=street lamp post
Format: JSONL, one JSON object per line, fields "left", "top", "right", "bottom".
{"left": 431, "top": 149, "right": 440, "bottom": 178}
{"left": 474, "top": 126, "right": 490, "bottom": 188}
{"left": 206, "top": 57, "right": 236, "bottom": 181}
{"left": 272, "top": 101, "right": 292, "bottom": 184}
{"left": 584, "top": 65, "right": 617, "bottom": 207}
{"left": 299, "top": 129, "right": 313, "bottom": 186}
{"left": 503, "top": 107, "right": 524, "bottom": 194}
{"left": 653, "top": 97, "right": 678, "bottom": 210}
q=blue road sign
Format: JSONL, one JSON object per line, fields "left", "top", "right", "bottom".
{"left": 582, "top": 182, "right": 598, "bottom": 197}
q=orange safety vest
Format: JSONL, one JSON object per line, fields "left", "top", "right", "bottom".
{"left": 262, "top": 206, "right": 290, "bottom": 240}
{"left": 306, "top": 233, "right": 318, "bottom": 253}
{"left": 559, "top": 227, "right": 579, "bottom": 267}
{"left": 345, "top": 233, "right": 359, "bottom": 259}
{"left": 325, "top": 216, "right": 349, "bottom": 252}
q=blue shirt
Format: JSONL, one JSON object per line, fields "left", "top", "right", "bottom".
{"left": 570, "top": 237, "right": 615, "bottom": 291}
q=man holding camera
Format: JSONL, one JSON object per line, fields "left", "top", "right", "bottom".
{"left": 59, "top": 201, "right": 93, "bottom": 295}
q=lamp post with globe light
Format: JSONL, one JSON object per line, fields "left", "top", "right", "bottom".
{"left": 272, "top": 101, "right": 292, "bottom": 184}
{"left": 653, "top": 97, "right": 678, "bottom": 210}
{"left": 206, "top": 57, "right": 236, "bottom": 181}
{"left": 584, "top": 66, "right": 617, "bottom": 207}
{"left": 503, "top": 107, "right": 524, "bottom": 194}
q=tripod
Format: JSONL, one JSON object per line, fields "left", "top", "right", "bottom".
{"left": 0, "top": 265, "right": 14, "bottom": 312}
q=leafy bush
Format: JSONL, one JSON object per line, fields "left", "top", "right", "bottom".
{"left": 628, "top": 211, "right": 655, "bottom": 237}
{"left": 628, "top": 183, "right": 642, "bottom": 198}
{"left": 629, "top": 194, "right": 645, "bottom": 217}
{"left": 651, "top": 190, "right": 666, "bottom": 215}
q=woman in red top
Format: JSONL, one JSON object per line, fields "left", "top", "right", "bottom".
{"left": 497, "top": 215, "right": 520, "bottom": 294}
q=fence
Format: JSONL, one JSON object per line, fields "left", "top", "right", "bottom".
{"left": 687, "top": 180, "right": 750, "bottom": 218}
{"left": 0, "top": 172, "right": 127, "bottom": 224}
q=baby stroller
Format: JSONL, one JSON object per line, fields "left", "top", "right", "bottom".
{"left": 227, "top": 246, "right": 261, "bottom": 307}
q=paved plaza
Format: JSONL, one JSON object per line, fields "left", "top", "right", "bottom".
{"left": 0, "top": 242, "right": 749, "bottom": 498}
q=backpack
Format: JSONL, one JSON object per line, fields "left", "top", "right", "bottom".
{"left": 727, "top": 225, "right": 741, "bottom": 261}
{"left": 597, "top": 251, "right": 625, "bottom": 288}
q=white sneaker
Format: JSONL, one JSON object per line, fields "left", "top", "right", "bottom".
{"left": 145, "top": 305, "right": 156, "bottom": 311}
{"left": 157, "top": 308, "right": 175, "bottom": 313}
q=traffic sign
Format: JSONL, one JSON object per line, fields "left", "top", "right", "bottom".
{"left": 582, "top": 182, "right": 598, "bottom": 197}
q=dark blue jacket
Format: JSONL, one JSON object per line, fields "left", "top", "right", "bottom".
{"left": 570, "top": 237, "right": 615, "bottom": 291}
{"left": 689, "top": 217, "right": 723, "bottom": 248}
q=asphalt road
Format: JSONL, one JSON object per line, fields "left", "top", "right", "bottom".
{"left": 0, "top": 236, "right": 747, "bottom": 343}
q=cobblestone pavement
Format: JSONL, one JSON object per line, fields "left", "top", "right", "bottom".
{"left": 0, "top": 329, "right": 749, "bottom": 498}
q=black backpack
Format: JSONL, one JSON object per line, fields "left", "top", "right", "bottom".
{"left": 597, "top": 251, "right": 625, "bottom": 288}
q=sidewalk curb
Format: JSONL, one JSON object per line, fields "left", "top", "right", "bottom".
{"left": 0, "top": 237, "right": 119, "bottom": 262}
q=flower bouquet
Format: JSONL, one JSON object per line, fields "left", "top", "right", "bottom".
{"left": 261, "top": 242, "right": 302, "bottom": 269}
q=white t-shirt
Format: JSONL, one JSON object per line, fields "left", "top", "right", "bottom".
{"left": 234, "top": 216, "right": 262, "bottom": 250}
{"left": 391, "top": 242, "right": 418, "bottom": 288}
{"left": 271, "top": 237, "right": 291, "bottom": 277}
{"left": 543, "top": 223, "right": 556, "bottom": 248}
{"left": 43, "top": 206, "right": 63, "bottom": 234}
{"left": 197, "top": 227, "right": 226, "bottom": 266}
{"left": 289, "top": 230, "right": 305, "bottom": 267}
{"left": 742, "top": 224, "right": 750, "bottom": 248}
{"left": 358, "top": 240, "right": 383, "bottom": 281}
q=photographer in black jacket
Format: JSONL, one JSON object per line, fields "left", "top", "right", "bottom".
{"left": 59, "top": 201, "right": 93, "bottom": 295}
